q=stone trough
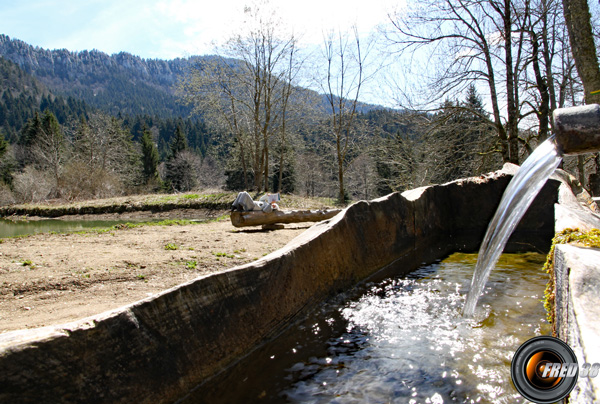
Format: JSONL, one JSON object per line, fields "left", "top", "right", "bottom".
{"left": 551, "top": 170, "right": 600, "bottom": 403}
{"left": 0, "top": 164, "right": 594, "bottom": 404}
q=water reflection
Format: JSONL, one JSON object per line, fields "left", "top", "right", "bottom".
{"left": 186, "top": 252, "right": 549, "bottom": 404}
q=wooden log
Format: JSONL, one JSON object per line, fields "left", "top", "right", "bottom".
{"left": 230, "top": 209, "right": 342, "bottom": 228}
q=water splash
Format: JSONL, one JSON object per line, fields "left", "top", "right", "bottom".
{"left": 462, "top": 138, "right": 562, "bottom": 316}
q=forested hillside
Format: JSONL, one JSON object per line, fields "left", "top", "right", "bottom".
{"left": 0, "top": 30, "right": 524, "bottom": 206}
{"left": 0, "top": 38, "right": 225, "bottom": 203}
{"left": 0, "top": 34, "right": 194, "bottom": 118}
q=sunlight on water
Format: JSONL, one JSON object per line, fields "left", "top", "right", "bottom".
{"left": 280, "top": 253, "right": 549, "bottom": 404}
{"left": 183, "top": 252, "right": 549, "bottom": 404}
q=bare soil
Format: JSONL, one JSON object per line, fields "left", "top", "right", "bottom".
{"left": 0, "top": 215, "right": 311, "bottom": 333}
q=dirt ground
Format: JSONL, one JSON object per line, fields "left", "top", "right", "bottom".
{"left": 0, "top": 213, "right": 312, "bottom": 333}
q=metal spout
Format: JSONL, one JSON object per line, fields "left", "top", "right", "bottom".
{"left": 553, "top": 104, "right": 600, "bottom": 155}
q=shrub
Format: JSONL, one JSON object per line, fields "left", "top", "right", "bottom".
{"left": 13, "top": 166, "right": 53, "bottom": 203}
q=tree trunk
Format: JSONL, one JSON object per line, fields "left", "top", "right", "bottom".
{"left": 263, "top": 137, "right": 269, "bottom": 192}
{"left": 562, "top": 0, "right": 600, "bottom": 190}
{"left": 239, "top": 140, "right": 249, "bottom": 191}
{"left": 337, "top": 140, "right": 345, "bottom": 204}
{"left": 278, "top": 130, "right": 285, "bottom": 194}
{"left": 562, "top": 0, "right": 600, "bottom": 104}
{"left": 504, "top": 0, "right": 520, "bottom": 164}
{"left": 531, "top": 31, "right": 551, "bottom": 141}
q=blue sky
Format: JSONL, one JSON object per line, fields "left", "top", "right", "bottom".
{"left": 0, "top": 0, "right": 397, "bottom": 60}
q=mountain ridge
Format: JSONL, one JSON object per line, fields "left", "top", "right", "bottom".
{"left": 0, "top": 34, "right": 385, "bottom": 121}
{"left": 0, "top": 34, "right": 204, "bottom": 118}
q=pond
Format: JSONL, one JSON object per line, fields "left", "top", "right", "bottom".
{"left": 183, "top": 252, "right": 550, "bottom": 403}
{"left": 0, "top": 217, "right": 188, "bottom": 238}
{"left": 0, "top": 218, "right": 134, "bottom": 238}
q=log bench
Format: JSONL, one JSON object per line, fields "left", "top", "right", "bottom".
{"left": 230, "top": 209, "right": 342, "bottom": 229}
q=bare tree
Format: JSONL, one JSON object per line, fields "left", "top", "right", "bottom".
{"left": 276, "top": 41, "right": 299, "bottom": 193}
{"left": 346, "top": 152, "right": 377, "bottom": 200}
{"left": 180, "top": 2, "right": 301, "bottom": 192}
{"left": 561, "top": 0, "right": 600, "bottom": 191}
{"left": 74, "top": 114, "right": 136, "bottom": 179}
{"left": 321, "top": 27, "right": 368, "bottom": 203}
{"left": 16, "top": 110, "right": 68, "bottom": 197}
{"left": 181, "top": 59, "right": 252, "bottom": 189}
{"left": 517, "top": 0, "right": 580, "bottom": 148}
{"left": 386, "top": 0, "right": 533, "bottom": 164}
{"left": 63, "top": 113, "right": 138, "bottom": 199}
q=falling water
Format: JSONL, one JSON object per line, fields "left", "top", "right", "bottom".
{"left": 462, "top": 138, "right": 562, "bottom": 316}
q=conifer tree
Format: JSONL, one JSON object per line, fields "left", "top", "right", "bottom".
{"left": 140, "top": 128, "right": 159, "bottom": 184}
{"left": 0, "top": 132, "right": 8, "bottom": 159}
{"left": 165, "top": 125, "right": 196, "bottom": 192}
{"left": 19, "top": 111, "right": 42, "bottom": 149}
{"left": 0, "top": 131, "right": 12, "bottom": 186}
{"left": 170, "top": 126, "right": 187, "bottom": 157}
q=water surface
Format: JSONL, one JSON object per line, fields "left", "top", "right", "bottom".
{"left": 185, "top": 252, "right": 550, "bottom": 403}
{"left": 0, "top": 217, "right": 176, "bottom": 238}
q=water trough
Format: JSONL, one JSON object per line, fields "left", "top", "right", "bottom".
{"left": 0, "top": 165, "right": 565, "bottom": 404}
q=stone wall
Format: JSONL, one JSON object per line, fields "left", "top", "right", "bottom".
{"left": 552, "top": 171, "right": 600, "bottom": 403}
{"left": 0, "top": 166, "right": 559, "bottom": 404}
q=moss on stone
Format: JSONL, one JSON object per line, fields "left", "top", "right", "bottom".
{"left": 543, "top": 228, "right": 600, "bottom": 333}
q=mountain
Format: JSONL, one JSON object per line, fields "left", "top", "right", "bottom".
{"left": 0, "top": 34, "right": 204, "bottom": 119}
{"left": 0, "top": 35, "right": 385, "bottom": 121}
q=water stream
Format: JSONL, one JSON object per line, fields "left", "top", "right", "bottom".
{"left": 462, "top": 138, "right": 562, "bottom": 316}
{"left": 184, "top": 252, "right": 550, "bottom": 403}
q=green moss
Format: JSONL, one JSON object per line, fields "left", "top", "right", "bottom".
{"left": 543, "top": 228, "right": 600, "bottom": 332}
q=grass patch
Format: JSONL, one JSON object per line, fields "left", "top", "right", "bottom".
{"left": 185, "top": 260, "right": 198, "bottom": 269}
{"left": 164, "top": 243, "right": 179, "bottom": 251}
{"left": 212, "top": 251, "right": 235, "bottom": 258}
{"left": 113, "top": 219, "right": 202, "bottom": 230}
